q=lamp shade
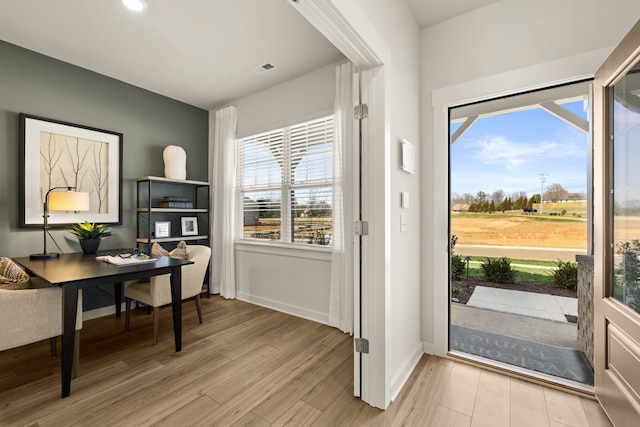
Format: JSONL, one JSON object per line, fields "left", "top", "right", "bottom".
{"left": 48, "top": 191, "right": 90, "bottom": 212}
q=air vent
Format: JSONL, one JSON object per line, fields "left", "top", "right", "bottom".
{"left": 252, "top": 62, "right": 277, "bottom": 75}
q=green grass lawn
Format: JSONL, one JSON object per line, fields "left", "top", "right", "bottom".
{"left": 465, "top": 256, "right": 557, "bottom": 267}
{"left": 460, "top": 263, "right": 553, "bottom": 284}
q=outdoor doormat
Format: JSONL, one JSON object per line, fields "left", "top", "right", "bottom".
{"left": 450, "top": 324, "right": 593, "bottom": 385}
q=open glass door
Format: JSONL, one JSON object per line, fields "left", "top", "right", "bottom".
{"left": 594, "top": 19, "right": 640, "bottom": 425}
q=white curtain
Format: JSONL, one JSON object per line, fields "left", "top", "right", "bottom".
{"left": 210, "top": 106, "right": 238, "bottom": 299}
{"left": 329, "top": 62, "right": 356, "bottom": 334}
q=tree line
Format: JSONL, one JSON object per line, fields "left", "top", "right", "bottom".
{"left": 451, "top": 183, "right": 577, "bottom": 213}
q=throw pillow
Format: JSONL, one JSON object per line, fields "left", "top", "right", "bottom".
{"left": 0, "top": 257, "right": 31, "bottom": 290}
{"left": 151, "top": 241, "right": 188, "bottom": 260}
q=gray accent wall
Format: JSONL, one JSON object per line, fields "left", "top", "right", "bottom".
{"left": 0, "top": 40, "right": 208, "bottom": 310}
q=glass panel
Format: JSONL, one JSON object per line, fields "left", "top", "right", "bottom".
{"left": 238, "top": 115, "right": 333, "bottom": 246}
{"left": 291, "top": 186, "right": 332, "bottom": 245}
{"left": 241, "top": 190, "right": 281, "bottom": 242}
{"left": 290, "top": 117, "right": 333, "bottom": 185}
{"left": 240, "top": 131, "right": 283, "bottom": 190}
{"left": 611, "top": 60, "right": 640, "bottom": 313}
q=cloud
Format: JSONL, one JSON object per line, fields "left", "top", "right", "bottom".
{"left": 469, "top": 135, "right": 584, "bottom": 170}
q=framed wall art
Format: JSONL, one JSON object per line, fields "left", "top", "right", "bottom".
{"left": 181, "top": 216, "right": 198, "bottom": 236}
{"left": 19, "top": 113, "right": 123, "bottom": 227}
{"left": 154, "top": 221, "right": 171, "bottom": 239}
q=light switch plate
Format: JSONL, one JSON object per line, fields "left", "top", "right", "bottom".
{"left": 401, "top": 191, "right": 410, "bottom": 208}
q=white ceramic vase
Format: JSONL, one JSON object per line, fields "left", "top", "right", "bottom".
{"left": 163, "top": 145, "right": 187, "bottom": 180}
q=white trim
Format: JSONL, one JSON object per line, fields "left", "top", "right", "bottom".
{"left": 292, "top": 0, "right": 388, "bottom": 410}
{"left": 235, "top": 241, "right": 332, "bottom": 261}
{"left": 236, "top": 291, "right": 329, "bottom": 325}
{"left": 429, "top": 47, "right": 614, "bottom": 357}
{"left": 390, "top": 342, "right": 423, "bottom": 401}
{"left": 422, "top": 340, "right": 437, "bottom": 355}
{"left": 288, "top": 0, "right": 385, "bottom": 68}
{"left": 360, "top": 65, "right": 390, "bottom": 409}
{"left": 432, "top": 47, "right": 610, "bottom": 108}
{"left": 82, "top": 304, "right": 124, "bottom": 321}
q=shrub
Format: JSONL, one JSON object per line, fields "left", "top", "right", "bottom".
{"left": 450, "top": 235, "right": 466, "bottom": 279}
{"left": 552, "top": 260, "right": 578, "bottom": 290}
{"left": 451, "top": 255, "right": 466, "bottom": 279}
{"left": 481, "top": 257, "right": 516, "bottom": 283}
{"left": 615, "top": 241, "right": 640, "bottom": 313}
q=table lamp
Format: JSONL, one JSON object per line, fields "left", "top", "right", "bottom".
{"left": 30, "top": 187, "right": 90, "bottom": 260}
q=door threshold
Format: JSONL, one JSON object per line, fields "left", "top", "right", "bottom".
{"left": 447, "top": 350, "right": 596, "bottom": 400}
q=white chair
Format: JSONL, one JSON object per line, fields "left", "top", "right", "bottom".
{"left": 0, "top": 281, "right": 83, "bottom": 377}
{"left": 124, "top": 245, "right": 211, "bottom": 345}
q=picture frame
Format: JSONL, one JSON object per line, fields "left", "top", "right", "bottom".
{"left": 19, "top": 113, "right": 123, "bottom": 227}
{"left": 155, "top": 221, "right": 171, "bottom": 239}
{"left": 181, "top": 216, "right": 198, "bottom": 236}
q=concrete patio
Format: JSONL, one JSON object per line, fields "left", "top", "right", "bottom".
{"left": 466, "top": 286, "right": 577, "bottom": 322}
{"left": 451, "top": 302, "right": 579, "bottom": 350}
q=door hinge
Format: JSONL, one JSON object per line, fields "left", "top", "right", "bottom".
{"left": 354, "top": 104, "right": 368, "bottom": 120}
{"left": 355, "top": 338, "right": 369, "bottom": 354}
{"left": 354, "top": 220, "right": 369, "bottom": 236}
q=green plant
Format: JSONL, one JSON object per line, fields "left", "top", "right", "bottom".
{"left": 615, "top": 241, "right": 640, "bottom": 313}
{"left": 451, "top": 255, "right": 466, "bottom": 279}
{"left": 551, "top": 260, "right": 578, "bottom": 290}
{"left": 481, "top": 257, "right": 516, "bottom": 283}
{"left": 68, "top": 221, "right": 112, "bottom": 240}
{"left": 450, "top": 235, "right": 466, "bottom": 279}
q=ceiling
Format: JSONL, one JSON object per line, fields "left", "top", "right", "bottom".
{"left": 0, "top": 0, "right": 498, "bottom": 110}
{"left": 407, "top": 0, "right": 499, "bottom": 28}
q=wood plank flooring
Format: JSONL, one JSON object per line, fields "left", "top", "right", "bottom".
{"left": 0, "top": 296, "right": 613, "bottom": 426}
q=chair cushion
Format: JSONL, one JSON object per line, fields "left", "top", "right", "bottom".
{"left": 0, "top": 257, "right": 30, "bottom": 290}
{"left": 151, "top": 241, "right": 188, "bottom": 260}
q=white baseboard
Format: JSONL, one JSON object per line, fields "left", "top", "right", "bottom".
{"left": 390, "top": 342, "right": 424, "bottom": 402}
{"left": 236, "top": 291, "right": 329, "bottom": 325}
{"left": 82, "top": 303, "right": 126, "bottom": 321}
{"left": 423, "top": 340, "right": 436, "bottom": 355}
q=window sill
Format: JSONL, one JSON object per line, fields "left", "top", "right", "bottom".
{"left": 234, "top": 240, "right": 332, "bottom": 261}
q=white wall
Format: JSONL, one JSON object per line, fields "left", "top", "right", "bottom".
{"left": 234, "top": 62, "right": 337, "bottom": 138}
{"left": 235, "top": 244, "right": 332, "bottom": 323}
{"left": 420, "top": 0, "right": 640, "bottom": 354}
{"left": 229, "top": 62, "right": 337, "bottom": 323}
{"left": 354, "top": 0, "right": 423, "bottom": 402}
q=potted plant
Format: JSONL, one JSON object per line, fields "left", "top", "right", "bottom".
{"left": 69, "top": 221, "right": 112, "bottom": 254}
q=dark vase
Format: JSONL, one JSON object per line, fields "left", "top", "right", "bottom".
{"left": 80, "top": 238, "right": 101, "bottom": 254}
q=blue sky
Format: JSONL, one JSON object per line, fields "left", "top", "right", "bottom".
{"left": 450, "top": 101, "right": 588, "bottom": 199}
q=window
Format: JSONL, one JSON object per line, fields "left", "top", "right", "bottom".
{"left": 238, "top": 116, "right": 333, "bottom": 246}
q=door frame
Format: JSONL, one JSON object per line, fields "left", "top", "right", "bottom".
{"left": 290, "top": 0, "right": 390, "bottom": 409}
{"left": 593, "top": 19, "right": 640, "bottom": 425}
{"left": 431, "top": 50, "right": 611, "bottom": 356}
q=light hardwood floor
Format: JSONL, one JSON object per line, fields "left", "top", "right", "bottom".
{"left": 0, "top": 296, "right": 612, "bottom": 426}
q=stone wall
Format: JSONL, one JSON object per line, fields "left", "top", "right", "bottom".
{"left": 577, "top": 255, "right": 594, "bottom": 366}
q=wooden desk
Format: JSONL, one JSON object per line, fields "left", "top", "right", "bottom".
{"left": 13, "top": 253, "right": 193, "bottom": 398}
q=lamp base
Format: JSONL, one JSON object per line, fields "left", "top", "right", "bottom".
{"left": 30, "top": 252, "right": 60, "bottom": 260}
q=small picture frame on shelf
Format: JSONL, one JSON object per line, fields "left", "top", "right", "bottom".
{"left": 181, "top": 217, "right": 198, "bottom": 236}
{"left": 155, "top": 221, "right": 171, "bottom": 238}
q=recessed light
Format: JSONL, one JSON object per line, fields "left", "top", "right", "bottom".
{"left": 121, "top": 0, "right": 147, "bottom": 12}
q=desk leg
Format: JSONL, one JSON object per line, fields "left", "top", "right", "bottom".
{"left": 114, "top": 282, "right": 122, "bottom": 317}
{"left": 170, "top": 266, "right": 182, "bottom": 352}
{"left": 61, "top": 284, "right": 78, "bottom": 398}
